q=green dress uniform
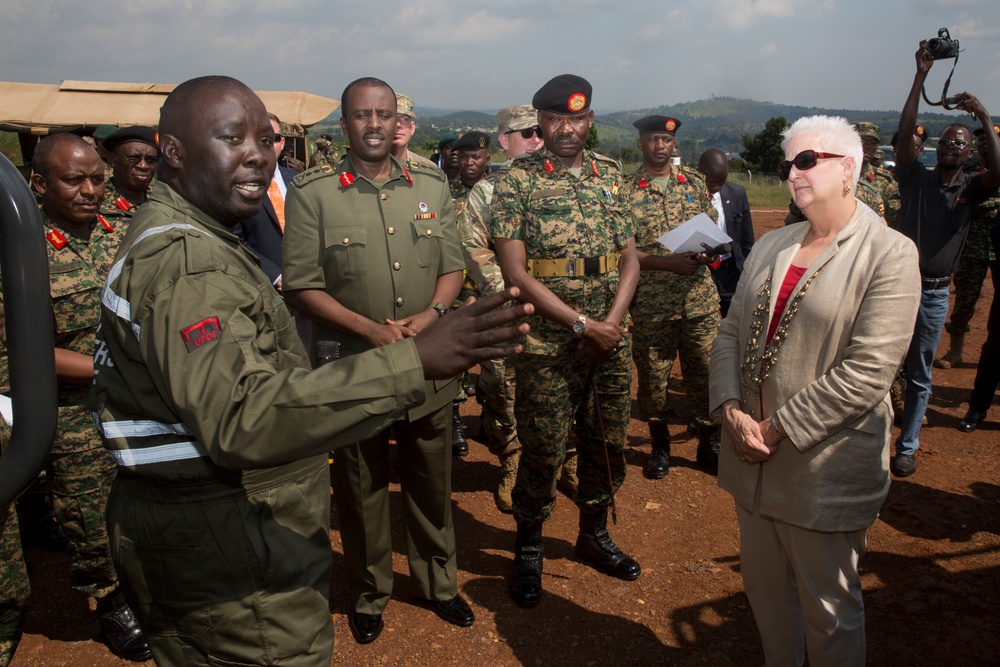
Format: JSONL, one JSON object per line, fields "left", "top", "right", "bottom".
{"left": 282, "top": 155, "right": 466, "bottom": 616}
{"left": 628, "top": 165, "right": 721, "bottom": 429}
{"left": 89, "top": 182, "right": 428, "bottom": 666}
{"left": 489, "top": 148, "right": 635, "bottom": 522}
{"left": 460, "top": 167, "right": 518, "bottom": 457}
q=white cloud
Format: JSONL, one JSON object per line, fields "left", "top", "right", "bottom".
{"left": 759, "top": 43, "right": 779, "bottom": 55}
{"left": 715, "top": 0, "right": 834, "bottom": 28}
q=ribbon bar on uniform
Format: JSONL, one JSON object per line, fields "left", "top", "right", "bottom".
{"left": 526, "top": 253, "right": 620, "bottom": 278}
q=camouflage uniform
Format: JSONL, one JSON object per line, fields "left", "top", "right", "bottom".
{"left": 100, "top": 177, "right": 153, "bottom": 217}
{"left": 460, "top": 168, "right": 518, "bottom": 457}
{"left": 628, "top": 165, "right": 721, "bottom": 428}
{"left": 946, "top": 183, "right": 1000, "bottom": 334}
{"left": 490, "top": 148, "right": 635, "bottom": 521}
{"left": 38, "top": 206, "right": 128, "bottom": 599}
{"left": 861, "top": 164, "right": 897, "bottom": 224}
{"left": 0, "top": 423, "right": 28, "bottom": 667}
{"left": 308, "top": 140, "right": 339, "bottom": 168}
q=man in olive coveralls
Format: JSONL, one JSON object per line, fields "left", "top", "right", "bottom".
{"left": 88, "top": 75, "right": 529, "bottom": 667}
{"left": 628, "top": 116, "right": 723, "bottom": 478}
{"left": 283, "top": 77, "right": 476, "bottom": 645}
{"left": 491, "top": 74, "right": 642, "bottom": 608}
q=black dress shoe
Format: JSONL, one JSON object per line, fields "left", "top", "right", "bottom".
{"left": 348, "top": 612, "right": 384, "bottom": 644}
{"left": 426, "top": 595, "right": 475, "bottom": 627}
{"left": 958, "top": 408, "right": 987, "bottom": 432}
{"left": 97, "top": 590, "right": 151, "bottom": 662}
{"left": 452, "top": 405, "right": 469, "bottom": 457}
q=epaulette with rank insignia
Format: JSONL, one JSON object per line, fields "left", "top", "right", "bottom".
{"left": 290, "top": 164, "right": 337, "bottom": 189}
{"left": 405, "top": 159, "right": 447, "bottom": 183}
{"left": 590, "top": 151, "right": 623, "bottom": 172}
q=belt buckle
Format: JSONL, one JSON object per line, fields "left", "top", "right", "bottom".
{"left": 583, "top": 257, "right": 600, "bottom": 276}
{"left": 565, "top": 260, "right": 577, "bottom": 277}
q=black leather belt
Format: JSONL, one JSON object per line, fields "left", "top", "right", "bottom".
{"left": 921, "top": 276, "right": 951, "bottom": 288}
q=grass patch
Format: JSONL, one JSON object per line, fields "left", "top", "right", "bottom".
{"left": 1, "top": 132, "right": 23, "bottom": 166}
{"left": 731, "top": 173, "right": 789, "bottom": 208}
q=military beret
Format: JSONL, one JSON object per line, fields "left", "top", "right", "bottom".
{"left": 633, "top": 116, "right": 681, "bottom": 135}
{"left": 497, "top": 105, "right": 536, "bottom": 133}
{"left": 93, "top": 124, "right": 117, "bottom": 141}
{"left": 532, "top": 74, "right": 592, "bottom": 114}
{"left": 853, "top": 121, "right": 881, "bottom": 141}
{"left": 973, "top": 124, "right": 1000, "bottom": 137}
{"left": 453, "top": 131, "right": 491, "bottom": 151}
{"left": 438, "top": 131, "right": 459, "bottom": 149}
{"left": 396, "top": 93, "right": 416, "bottom": 118}
{"left": 104, "top": 126, "right": 158, "bottom": 153}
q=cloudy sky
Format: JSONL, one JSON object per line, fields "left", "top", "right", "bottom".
{"left": 3, "top": 0, "right": 999, "bottom": 118}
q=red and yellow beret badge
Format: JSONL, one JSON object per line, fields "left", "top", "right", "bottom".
{"left": 567, "top": 93, "right": 587, "bottom": 113}
{"left": 665, "top": 119, "right": 677, "bottom": 132}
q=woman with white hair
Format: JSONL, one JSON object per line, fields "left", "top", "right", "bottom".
{"left": 709, "top": 115, "right": 921, "bottom": 666}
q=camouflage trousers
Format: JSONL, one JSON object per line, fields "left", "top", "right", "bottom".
{"left": 511, "top": 340, "right": 632, "bottom": 523}
{"left": 0, "top": 503, "right": 28, "bottom": 667}
{"left": 50, "top": 404, "right": 119, "bottom": 599}
{"left": 476, "top": 357, "right": 518, "bottom": 457}
{"left": 946, "top": 258, "right": 997, "bottom": 334}
{"left": 631, "top": 312, "right": 721, "bottom": 427}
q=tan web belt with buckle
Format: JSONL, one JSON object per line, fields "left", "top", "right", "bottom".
{"left": 526, "top": 254, "right": 619, "bottom": 278}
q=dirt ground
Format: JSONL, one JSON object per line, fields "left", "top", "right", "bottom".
{"left": 10, "top": 208, "right": 1000, "bottom": 666}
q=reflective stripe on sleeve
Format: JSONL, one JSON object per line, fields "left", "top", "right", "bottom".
{"left": 99, "top": 419, "right": 192, "bottom": 439}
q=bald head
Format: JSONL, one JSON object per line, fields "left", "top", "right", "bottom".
{"left": 697, "top": 148, "right": 729, "bottom": 195}
{"left": 33, "top": 133, "right": 98, "bottom": 177}
{"left": 158, "top": 75, "right": 275, "bottom": 227}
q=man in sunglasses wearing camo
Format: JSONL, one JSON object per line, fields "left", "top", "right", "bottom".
{"left": 100, "top": 126, "right": 158, "bottom": 215}
{"left": 889, "top": 40, "right": 1000, "bottom": 478}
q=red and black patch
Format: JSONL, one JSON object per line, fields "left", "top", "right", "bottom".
{"left": 180, "top": 317, "right": 222, "bottom": 353}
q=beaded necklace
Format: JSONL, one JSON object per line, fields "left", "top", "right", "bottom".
{"left": 739, "top": 264, "right": 825, "bottom": 406}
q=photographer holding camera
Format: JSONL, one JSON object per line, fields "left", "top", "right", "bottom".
{"left": 890, "top": 36, "right": 1000, "bottom": 478}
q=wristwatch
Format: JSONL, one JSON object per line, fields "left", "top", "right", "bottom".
{"left": 430, "top": 303, "right": 448, "bottom": 318}
{"left": 571, "top": 315, "right": 587, "bottom": 338}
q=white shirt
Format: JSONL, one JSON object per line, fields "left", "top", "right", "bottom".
{"left": 709, "top": 191, "right": 732, "bottom": 261}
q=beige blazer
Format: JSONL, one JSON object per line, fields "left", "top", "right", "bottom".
{"left": 709, "top": 202, "right": 920, "bottom": 532}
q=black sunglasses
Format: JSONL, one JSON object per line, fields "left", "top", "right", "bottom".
{"left": 124, "top": 154, "right": 158, "bottom": 166}
{"left": 777, "top": 150, "right": 845, "bottom": 181}
{"left": 937, "top": 138, "right": 969, "bottom": 149}
{"left": 506, "top": 127, "right": 542, "bottom": 139}
{"left": 274, "top": 134, "right": 284, "bottom": 142}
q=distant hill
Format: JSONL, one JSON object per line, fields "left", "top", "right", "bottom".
{"left": 311, "top": 96, "right": 968, "bottom": 162}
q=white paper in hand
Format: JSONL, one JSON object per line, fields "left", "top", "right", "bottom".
{"left": 656, "top": 212, "right": 732, "bottom": 254}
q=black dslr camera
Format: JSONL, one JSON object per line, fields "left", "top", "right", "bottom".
{"left": 927, "top": 28, "right": 960, "bottom": 60}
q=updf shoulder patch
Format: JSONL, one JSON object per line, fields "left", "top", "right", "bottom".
{"left": 290, "top": 164, "right": 338, "bottom": 188}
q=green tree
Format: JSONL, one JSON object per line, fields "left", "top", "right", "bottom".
{"left": 586, "top": 125, "right": 599, "bottom": 151}
{"left": 617, "top": 146, "right": 640, "bottom": 164}
{"left": 740, "top": 116, "right": 788, "bottom": 175}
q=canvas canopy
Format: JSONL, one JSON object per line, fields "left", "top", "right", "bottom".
{"left": 0, "top": 80, "right": 340, "bottom": 135}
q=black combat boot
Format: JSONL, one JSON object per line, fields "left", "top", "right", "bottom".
{"left": 510, "top": 520, "right": 544, "bottom": 607}
{"left": 452, "top": 403, "right": 469, "bottom": 457}
{"left": 97, "top": 588, "right": 152, "bottom": 662}
{"left": 696, "top": 424, "right": 721, "bottom": 475}
{"left": 575, "top": 510, "right": 641, "bottom": 581}
{"left": 644, "top": 422, "right": 671, "bottom": 479}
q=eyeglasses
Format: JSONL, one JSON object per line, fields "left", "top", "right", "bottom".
{"left": 777, "top": 150, "right": 845, "bottom": 181}
{"left": 397, "top": 116, "right": 414, "bottom": 127}
{"left": 937, "top": 138, "right": 969, "bottom": 149}
{"left": 506, "top": 127, "right": 542, "bottom": 139}
{"left": 273, "top": 134, "right": 284, "bottom": 142}
{"left": 124, "top": 154, "right": 158, "bottom": 166}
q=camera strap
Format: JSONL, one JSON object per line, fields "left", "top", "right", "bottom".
{"left": 921, "top": 52, "right": 962, "bottom": 110}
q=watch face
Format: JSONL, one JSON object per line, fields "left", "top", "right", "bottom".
{"left": 572, "top": 319, "right": 586, "bottom": 335}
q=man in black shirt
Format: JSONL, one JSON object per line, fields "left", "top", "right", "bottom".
{"left": 890, "top": 41, "right": 1000, "bottom": 477}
